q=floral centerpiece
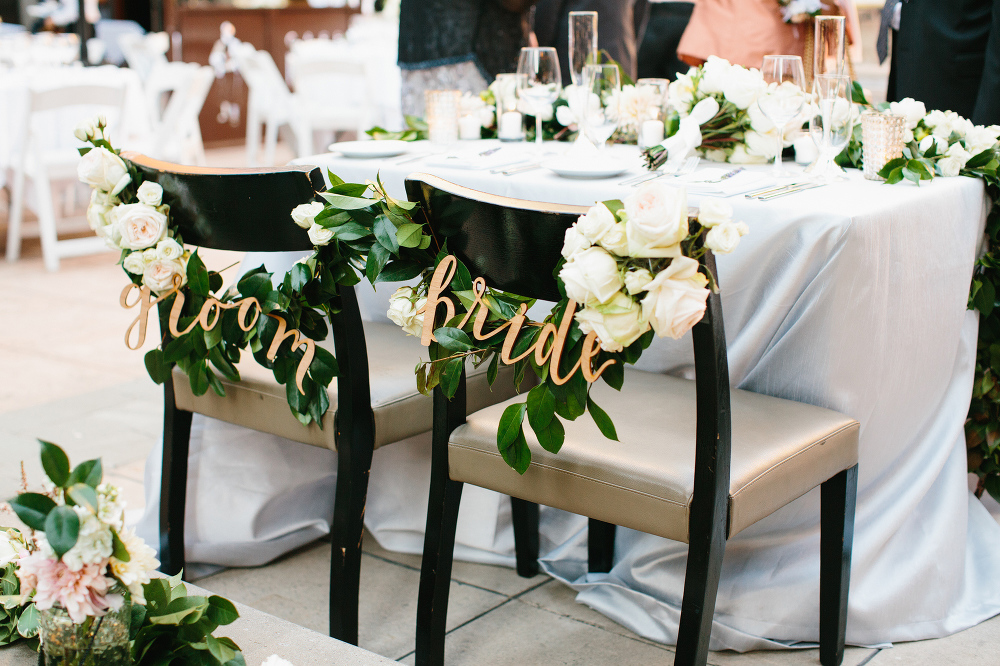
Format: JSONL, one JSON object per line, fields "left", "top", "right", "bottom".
{"left": 778, "top": 0, "right": 823, "bottom": 23}
{"left": 4, "top": 441, "right": 244, "bottom": 665}
{"left": 644, "top": 56, "right": 802, "bottom": 168}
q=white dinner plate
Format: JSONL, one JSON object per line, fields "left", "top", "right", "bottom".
{"left": 542, "top": 157, "right": 629, "bottom": 179}
{"left": 329, "top": 140, "right": 410, "bottom": 159}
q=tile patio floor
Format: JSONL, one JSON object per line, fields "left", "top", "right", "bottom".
{"left": 2, "top": 141, "right": 998, "bottom": 665}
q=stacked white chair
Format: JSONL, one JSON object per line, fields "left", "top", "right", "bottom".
{"left": 231, "top": 42, "right": 294, "bottom": 166}
{"left": 145, "top": 63, "right": 214, "bottom": 165}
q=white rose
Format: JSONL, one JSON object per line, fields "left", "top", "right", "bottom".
{"left": 923, "top": 110, "right": 947, "bottom": 130}
{"left": 722, "top": 65, "right": 765, "bottom": 110}
{"left": 123, "top": 252, "right": 147, "bottom": 274}
{"left": 387, "top": 286, "right": 426, "bottom": 337}
{"left": 291, "top": 201, "right": 324, "bottom": 229}
{"left": 704, "top": 220, "right": 744, "bottom": 254}
{"left": 641, "top": 256, "right": 710, "bottom": 340}
{"left": 938, "top": 155, "right": 965, "bottom": 177}
{"left": 702, "top": 148, "right": 728, "bottom": 162}
{"left": 577, "top": 204, "right": 616, "bottom": 243}
{"left": 96, "top": 207, "right": 123, "bottom": 249}
{"left": 598, "top": 221, "right": 630, "bottom": 256}
{"left": 143, "top": 258, "right": 187, "bottom": 294}
{"left": 943, "top": 142, "right": 972, "bottom": 171}
{"left": 114, "top": 203, "right": 169, "bottom": 250}
{"left": 965, "top": 125, "right": 1000, "bottom": 157}
{"left": 575, "top": 292, "right": 649, "bottom": 352}
{"left": 86, "top": 190, "right": 112, "bottom": 231}
{"left": 479, "top": 106, "right": 496, "bottom": 129}
{"left": 77, "top": 147, "right": 130, "bottom": 195}
{"left": 697, "top": 198, "right": 733, "bottom": 228}
{"left": 558, "top": 246, "right": 623, "bottom": 305}
{"left": 918, "top": 134, "right": 948, "bottom": 155}
{"left": 0, "top": 531, "right": 20, "bottom": 567}
{"left": 555, "top": 104, "right": 576, "bottom": 127}
{"left": 136, "top": 181, "right": 163, "bottom": 206}
{"left": 308, "top": 222, "right": 335, "bottom": 246}
{"left": 699, "top": 56, "right": 732, "bottom": 95}
{"left": 747, "top": 101, "right": 776, "bottom": 133}
{"left": 743, "top": 131, "right": 779, "bottom": 160}
{"left": 888, "top": 98, "right": 926, "bottom": 130}
{"left": 729, "top": 144, "right": 767, "bottom": 164}
{"left": 624, "top": 181, "right": 688, "bottom": 258}
{"left": 156, "top": 237, "right": 184, "bottom": 260}
{"left": 561, "top": 225, "right": 591, "bottom": 258}
{"left": 142, "top": 247, "right": 158, "bottom": 262}
{"left": 74, "top": 117, "right": 98, "bottom": 142}
{"left": 668, "top": 72, "right": 696, "bottom": 114}
{"left": 624, "top": 268, "right": 653, "bottom": 295}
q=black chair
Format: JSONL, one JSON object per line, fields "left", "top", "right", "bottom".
{"left": 406, "top": 173, "right": 861, "bottom": 666}
{"left": 122, "top": 154, "right": 534, "bottom": 645}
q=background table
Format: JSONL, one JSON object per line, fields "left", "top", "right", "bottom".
{"left": 136, "top": 142, "right": 1000, "bottom": 651}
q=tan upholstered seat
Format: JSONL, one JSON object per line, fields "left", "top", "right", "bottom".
{"left": 173, "top": 320, "right": 519, "bottom": 450}
{"left": 449, "top": 368, "right": 859, "bottom": 542}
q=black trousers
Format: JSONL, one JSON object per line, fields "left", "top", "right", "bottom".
{"left": 637, "top": 1, "right": 694, "bottom": 81}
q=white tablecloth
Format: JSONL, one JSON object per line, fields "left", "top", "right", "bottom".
{"left": 136, "top": 142, "right": 1000, "bottom": 650}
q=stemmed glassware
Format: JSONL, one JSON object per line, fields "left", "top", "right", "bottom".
{"left": 806, "top": 74, "right": 854, "bottom": 181}
{"left": 813, "top": 16, "right": 847, "bottom": 78}
{"left": 757, "top": 55, "right": 806, "bottom": 176}
{"left": 567, "top": 11, "right": 597, "bottom": 140}
{"left": 516, "top": 47, "right": 562, "bottom": 147}
{"left": 581, "top": 63, "right": 621, "bottom": 150}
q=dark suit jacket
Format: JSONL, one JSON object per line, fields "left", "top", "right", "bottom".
{"left": 890, "top": 0, "right": 998, "bottom": 125}
{"left": 533, "top": 0, "right": 650, "bottom": 80}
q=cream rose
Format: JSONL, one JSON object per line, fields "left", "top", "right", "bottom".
{"left": 114, "top": 203, "right": 169, "bottom": 250}
{"left": 561, "top": 225, "right": 591, "bottom": 258}
{"left": 74, "top": 118, "right": 98, "bottom": 142}
{"left": 668, "top": 72, "right": 696, "bottom": 114}
{"left": 624, "top": 181, "right": 688, "bottom": 258}
{"left": 575, "top": 292, "right": 649, "bottom": 353}
{"left": 86, "top": 190, "right": 112, "bottom": 231}
{"left": 745, "top": 129, "right": 779, "bottom": 160}
{"left": 558, "top": 246, "right": 623, "bottom": 305}
{"left": 729, "top": 144, "right": 767, "bottom": 164}
{"left": 77, "top": 147, "right": 130, "bottom": 195}
{"left": 291, "top": 201, "right": 325, "bottom": 229}
{"left": 123, "top": 252, "right": 147, "bottom": 275}
{"left": 965, "top": 125, "right": 1000, "bottom": 157}
{"left": 577, "top": 204, "right": 616, "bottom": 243}
{"left": 641, "top": 256, "right": 710, "bottom": 339}
{"left": 697, "top": 198, "right": 733, "bottom": 228}
{"left": 704, "top": 220, "right": 746, "bottom": 254}
{"left": 889, "top": 98, "right": 926, "bottom": 129}
{"left": 143, "top": 258, "right": 187, "bottom": 294}
{"left": 722, "top": 65, "right": 765, "bottom": 110}
{"left": 747, "top": 100, "right": 776, "bottom": 133}
{"left": 156, "top": 238, "right": 184, "bottom": 260}
{"left": 939, "top": 143, "right": 972, "bottom": 177}
{"left": 624, "top": 268, "right": 653, "bottom": 295}
{"left": 699, "top": 56, "right": 731, "bottom": 95}
{"left": 307, "top": 222, "right": 335, "bottom": 246}
{"left": 136, "top": 181, "right": 163, "bottom": 206}
{"left": 387, "top": 286, "right": 426, "bottom": 337}
{"left": 598, "top": 221, "right": 630, "bottom": 256}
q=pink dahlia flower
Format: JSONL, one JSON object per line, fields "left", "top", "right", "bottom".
{"left": 16, "top": 552, "right": 120, "bottom": 623}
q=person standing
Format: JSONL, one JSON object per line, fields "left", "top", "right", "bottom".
{"left": 637, "top": 0, "right": 695, "bottom": 81}
{"left": 676, "top": 0, "right": 804, "bottom": 69}
{"left": 881, "top": 0, "right": 999, "bottom": 126}
{"left": 533, "top": 0, "right": 651, "bottom": 80}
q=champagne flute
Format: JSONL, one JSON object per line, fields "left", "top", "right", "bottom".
{"left": 757, "top": 55, "right": 806, "bottom": 176}
{"left": 807, "top": 74, "right": 854, "bottom": 181}
{"left": 581, "top": 63, "right": 621, "bottom": 150}
{"left": 813, "top": 16, "right": 846, "bottom": 79}
{"left": 516, "top": 47, "right": 562, "bottom": 147}
{"left": 567, "top": 11, "right": 598, "bottom": 135}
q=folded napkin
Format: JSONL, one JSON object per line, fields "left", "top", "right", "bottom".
{"left": 676, "top": 168, "right": 774, "bottom": 197}
{"left": 423, "top": 146, "right": 529, "bottom": 171}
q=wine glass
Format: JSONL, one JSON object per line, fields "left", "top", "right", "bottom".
{"left": 806, "top": 74, "right": 854, "bottom": 181}
{"left": 516, "top": 47, "right": 562, "bottom": 147}
{"left": 581, "top": 63, "right": 621, "bottom": 149}
{"left": 757, "top": 55, "right": 807, "bottom": 176}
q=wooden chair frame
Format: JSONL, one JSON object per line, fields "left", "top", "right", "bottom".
{"left": 405, "top": 174, "right": 858, "bottom": 666}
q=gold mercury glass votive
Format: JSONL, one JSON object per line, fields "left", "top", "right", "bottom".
{"left": 861, "top": 110, "right": 907, "bottom": 180}
{"left": 424, "top": 90, "right": 461, "bottom": 145}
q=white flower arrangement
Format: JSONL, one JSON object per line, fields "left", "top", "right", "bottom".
{"left": 777, "top": 0, "right": 824, "bottom": 23}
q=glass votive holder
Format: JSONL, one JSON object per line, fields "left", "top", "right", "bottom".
{"left": 637, "top": 77, "right": 669, "bottom": 117}
{"left": 860, "top": 110, "right": 906, "bottom": 180}
{"left": 425, "top": 90, "right": 460, "bottom": 145}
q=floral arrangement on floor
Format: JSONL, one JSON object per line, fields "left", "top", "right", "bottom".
{"left": 2, "top": 441, "right": 244, "bottom": 665}
{"left": 77, "top": 119, "right": 339, "bottom": 427}
{"left": 644, "top": 56, "right": 802, "bottom": 168}
{"left": 777, "top": 0, "right": 823, "bottom": 23}
{"left": 834, "top": 87, "right": 1000, "bottom": 501}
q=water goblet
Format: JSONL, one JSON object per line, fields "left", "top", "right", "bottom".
{"left": 757, "top": 54, "right": 807, "bottom": 176}
{"left": 516, "top": 47, "right": 562, "bottom": 147}
{"left": 581, "top": 63, "right": 621, "bottom": 150}
{"left": 806, "top": 74, "right": 854, "bottom": 181}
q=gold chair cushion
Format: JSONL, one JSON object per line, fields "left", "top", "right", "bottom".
{"left": 172, "top": 321, "right": 520, "bottom": 450}
{"left": 448, "top": 368, "right": 859, "bottom": 541}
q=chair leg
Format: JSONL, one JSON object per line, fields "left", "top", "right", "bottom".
{"left": 263, "top": 118, "right": 280, "bottom": 167}
{"left": 328, "top": 413, "right": 374, "bottom": 645}
{"left": 158, "top": 382, "right": 192, "bottom": 577}
{"left": 34, "top": 171, "right": 60, "bottom": 272}
{"left": 675, "top": 516, "right": 727, "bottom": 665}
{"left": 6, "top": 166, "right": 25, "bottom": 262}
{"left": 820, "top": 465, "right": 858, "bottom": 666}
{"left": 588, "top": 519, "right": 617, "bottom": 574}
{"left": 510, "top": 497, "right": 539, "bottom": 578}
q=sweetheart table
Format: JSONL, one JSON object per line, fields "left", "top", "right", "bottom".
{"left": 134, "top": 140, "right": 1000, "bottom": 651}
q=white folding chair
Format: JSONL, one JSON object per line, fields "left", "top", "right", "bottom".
{"left": 146, "top": 64, "right": 214, "bottom": 165}
{"left": 6, "top": 84, "right": 127, "bottom": 271}
{"left": 232, "top": 44, "right": 294, "bottom": 166}
{"left": 286, "top": 54, "right": 373, "bottom": 157}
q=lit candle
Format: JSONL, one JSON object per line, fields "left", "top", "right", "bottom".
{"left": 793, "top": 134, "right": 818, "bottom": 165}
{"left": 639, "top": 120, "right": 665, "bottom": 149}
{"left": 459, "top": 115, "right": 482, "bottom": 140}
{"left": 498, "top": 111, "right": 524, "bottom": 141}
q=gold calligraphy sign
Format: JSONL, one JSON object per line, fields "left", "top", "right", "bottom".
{"left": 417, "top": 256, "right": 615, "bottom": 384}
{"left": 120, "top": 277, "right": 316, "bottom": 394}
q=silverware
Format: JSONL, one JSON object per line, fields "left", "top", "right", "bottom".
{"left": 744, "top": 181, "right": 806, "bottom": 199}
{"left": 620, "top": 171, "right": 666, "bottom": 187}
{"left": 501, "top": 163, "right": 541, "bottom": 176}
{"left": 713, "top": 167, "right": 744, "bottom": 182}
{"left": 675, "top": 156, "right": 700, "bottom": 177}
{"left": 478, "top": 146, "right": 502, "bottom": 157}
{"left": 756, "top": 182, "right": 823, "bottom": 200}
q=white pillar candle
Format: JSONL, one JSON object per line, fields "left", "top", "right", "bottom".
{"left": 793, "top": 134, "right": 819, "bottom": 165}
{"left": 639, "top": 119, "right": 665, "bottom": 149}
{"left": 459, "top": 115, "right": 482, "bottom": 140}
{"left": 498, "top": 111, "right": 524, "bottom": 141}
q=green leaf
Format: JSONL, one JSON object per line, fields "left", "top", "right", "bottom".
{"left": 396, "top": 223, "right": 424, "bottom": 248}
{"left": 111, "top": 529, "right": 130, "bottom": 562}
{"left": 586, "top": 395, "right": 619, "bottom": 441}
{"left": 206, "top": 596, "right": 240, "bottom": 626}
{"left": 497, "top": 421, "right": 531, "bottom": 475}
{"left": 144, "top": 349, "right": 173, "bottom": 384}
{"left": 208, "top": 346, "right": 239, "bottom": 383}
{"left": 439, "top": 358, "right": 464, "bottom": 398}
{"left": 374, "top": 214, "right": 400, "bottom": 255}
{"left": 434, "top": 327, "right": 473, "bottom": 352}
{"left": 332, "top": 222, "right": 373, "bottom": 241}
{"left": 319, "top": 192, "right": 376, "bottom": 210}
{"left": 884, "top": 166, "right": 905, "bottom": 185}
{"left": 534, "top": 414, "right": 565, "bottom": 454}
{"left": 39, "top": 440, "right": 70, "bottom": 487}
{"left": 206, "top": 368, "right": 225, "bottom": 397}
{"left": 148, "top": 596, "right": 208, "bottom": 625}
{"left": 327, "top": 181, "right": 370, "bottom": 197}
{"left": 189, "top": 360, "right": 210, "bottom": 397}
{"left": 186, "top": 250, "right": 210, "bottom": 297}
{"left": 16, "top": 604, "right": 38, "bottom": 639}
{"left": 290, "top": 262, "right": 311, "bottom": 292}
{"left": 498, "top": 403, "right": 527, "bottom": 449}
{"left": 237, "top": 269, "right": 272, "bottom": 301}
{"left": 850, "top": 80, "right": 870, "bottom": 105}
{"left": 7, "top": 493, "right": 56, "bottom": 531}
{"left": 601, "top": 200, "right": 623, "bottom": 218}
{"left": 976, "top": 278, "right": 996, "bottom": 317}
{"left": 365, "top": 242, "right": 390, "bottom": 284}
{"left": 310, "top": 346, "right": 339, "bottom": 386}
{"left": 65, "top": 483, "right": 98, "bottom": 511}
{"left": 967, "top": 148, "right": 995, "bottom": 169}
{"left": 375, "top": 260, "right": 425, "bottom": 284}
{"left": 44, "top": 506, "right": 80, "bottom": 558}
{"left": 163, "top": 335, "right": 195, "bottom": 363}
{"left": 526, "top": 384, "right": 555, "bottom": 430}
{"left": 486, "top": 352, "right": 500, "bottom": 385}
{"left": 67, "top": 459, "right": 103, "bottom": 488}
